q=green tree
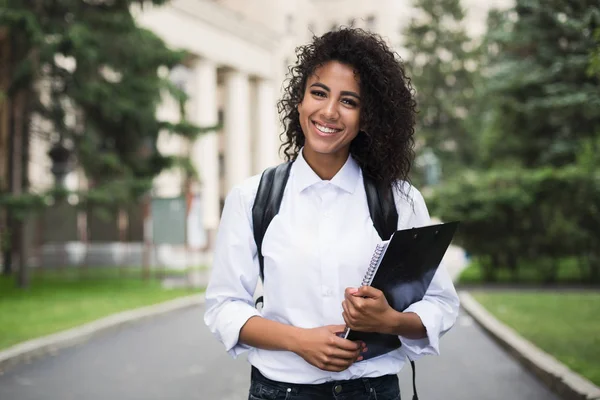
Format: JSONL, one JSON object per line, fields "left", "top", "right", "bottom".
{"left": 589, "top": 27, "right": 600, "bottom": 77}
{"left": 0, "top": 0, "right": 207, "bottom": 286}
{"left": 402, "top": 0, "right": 478, "bottom": 184}
{"left": 477, "top": 0, "right": 600, "bottom": 168}
{"left": 427, "top": 1, "right": 600, "bottom": 283}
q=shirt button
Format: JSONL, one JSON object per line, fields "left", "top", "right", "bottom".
{"left": 322, "top": 287, "right": 332, "bottom": 297}
{"left": 334, "top": 384, "right": 342, "bottom": 394}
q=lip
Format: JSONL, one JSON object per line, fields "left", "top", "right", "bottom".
{"left": 311, "top": 120, "right": 343, "bottom": 136}
{"left": 312, "top": 120, "right": 342, "bottom": 130}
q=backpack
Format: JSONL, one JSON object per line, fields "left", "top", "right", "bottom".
{"left": 251, "top": 161, "right": 419, "bottom": 400}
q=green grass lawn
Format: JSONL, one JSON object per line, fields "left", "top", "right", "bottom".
{"left": 472, "top": 291, "right": 600, "bottom": 387}
{"left": 0, "top": 268, "right": 201, "bottom": 350}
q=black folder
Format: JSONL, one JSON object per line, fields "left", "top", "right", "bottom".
{"left": 343, "top": 221, "right": 460, "bottom": 360}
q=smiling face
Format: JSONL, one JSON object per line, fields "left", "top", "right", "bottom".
{"left": 298, "top": 61, "right": 362, "bottom": 168}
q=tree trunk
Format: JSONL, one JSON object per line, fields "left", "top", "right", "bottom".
{"left": 11, "top": 86, "right": 31, "bottom": 289}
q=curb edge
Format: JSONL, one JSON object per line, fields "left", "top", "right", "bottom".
{"left": 0, "top": 293, "right": 206, "bottom": 373}
{"left": 459, "top": 291, "right": 600, "bottom": 400}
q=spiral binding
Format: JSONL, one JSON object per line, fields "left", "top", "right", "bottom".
{"left": 362, "top": 243, "right": 385, "bottom": 286}
{"left": 339, "top": 242, "right": 387, "bottom": 339}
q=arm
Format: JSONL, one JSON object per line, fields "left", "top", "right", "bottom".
{"left": 204, "top": 183, "right": 364, "bottom": 370}
{"left": 398, "top": 188, "right": 460, "bottom": 357}
{"left": 203, "top": 184, "right": 263, "bottom": 358}
{"left": 240, "top": 316, "right": 365, "bottom": 371}
{"left": 239, "top": 315, "right": 301, "bottom": 352}
{"left": 341, "top": 187, "right": 459, "bottom": 357}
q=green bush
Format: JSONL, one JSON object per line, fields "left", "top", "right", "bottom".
{"left": 426, "top": 165, "right": 600, "bottom": 283}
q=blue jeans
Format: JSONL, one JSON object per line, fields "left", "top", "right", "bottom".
{"left": 249, "top": 366, "right": 401, "bottom": 400}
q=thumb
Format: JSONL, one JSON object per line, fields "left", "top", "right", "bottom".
{"left": 354, "top": 285, "right": 381, "bottom": 298}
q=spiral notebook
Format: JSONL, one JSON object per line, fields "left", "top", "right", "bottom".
{"left": 341, "top": 221, "right": 460, "bottom": 359}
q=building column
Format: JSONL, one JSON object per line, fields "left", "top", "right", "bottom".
{"left": 253, "top": 79, "right": 280, "bottom": 173}
{"left": 190, "top": 59, "right": 220, "bottom": 243}
{"left": 224, "top": 69, "right": 251, "bottom": 192}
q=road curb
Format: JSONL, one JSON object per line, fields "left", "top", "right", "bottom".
{"left": 0, "top": 293, "right": 205, "bottom": 373}
{"left": 459, "top": 291, "right": 600, "bottom": 400}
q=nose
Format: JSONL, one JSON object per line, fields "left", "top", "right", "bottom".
{"left": 320, "top": 98, "right": 339, "bottom": 121}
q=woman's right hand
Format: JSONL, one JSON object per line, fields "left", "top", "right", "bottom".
{"left": 291, "top": 325, "right": 366, "bottom": 372}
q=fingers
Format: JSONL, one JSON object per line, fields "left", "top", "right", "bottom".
{"left": 317, "top": 347, "right": 363, "bottom": 371}
{"left": 330, "top": 346, "right": 361, "bottom": 361}
{"left": 332, "top": 334, "right": 362, "bottom": 351}
{"left": 346, "top": 285, "right": 382, "bottom": 298}
{"left": 355, "top": 285, "right": 382, "bottom": 298}
{"left": 342, "top": 302, "right": 354, "bottom": 329}
{"left": 342, "top": 300, "right": 354, "bottom": 327}
{"left": 321, "top": 358, "right": 356, "bottom": 372}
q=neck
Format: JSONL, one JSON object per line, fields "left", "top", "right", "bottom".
{"left": 302, "top": 148, "right": 349, "bottom": 180}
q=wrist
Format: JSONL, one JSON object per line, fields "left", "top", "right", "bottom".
{"left": 382, "top": 308, "right": 404, "bottom": 335}
{"left": 283, "top": 326, "right": 304, "bottom": 353}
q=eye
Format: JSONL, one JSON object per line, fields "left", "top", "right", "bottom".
{"left": 311, "top": 90, "right": 327, "bottom": 98}
{"left": 341, "top": 98, "right": 358, "bottom": 107}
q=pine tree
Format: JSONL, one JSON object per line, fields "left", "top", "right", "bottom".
{"left": 0, "top": 0, "right": 206, "bottom": 286}
{"left": 1, "top": 0, "right": 203, "bottom": 199}
{"left": 402, "top": 0, "right": 478, "bottom": 184}
{"left": 478, "top": 0, "right": 600, "bottom": 168}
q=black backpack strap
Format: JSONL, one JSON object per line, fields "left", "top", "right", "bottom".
{"left": 411, "top": 359, "right": 418, "bottom": 400}
{"left": 363, "top": 175, "right": 418, "bottom": 400}
{"left": 363, "top": 174, "right": 398, "bottom": 240}
{"left": 251, "top": 162, "right": 292, "bottom": 306}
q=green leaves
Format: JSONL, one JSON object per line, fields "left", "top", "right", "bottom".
{"left": 589, "top": 28, "right": 600, "bottom": 77}
{"left": 403, "top": 0, "right": 479, "bottom": 184}
{"left": 426, "top": 164, "right": 600, "bottom": 282}
{"left": 2, "top": 0, "right": 205, "bottom": 212}
{"left": 479, "top": 0, "right": 600, "bottom": 168}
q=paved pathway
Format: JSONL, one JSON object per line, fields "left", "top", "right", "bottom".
{"left": 0, "top": 304, "right": 559, "bottom": 400}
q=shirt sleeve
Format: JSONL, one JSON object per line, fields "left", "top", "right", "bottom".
{"left": 396, "top": 187, "right": 460, "bottom": 359}
{"left": 203, "top": 184, "right": 261, "bottom": 358}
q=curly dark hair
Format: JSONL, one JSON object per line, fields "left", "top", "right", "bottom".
{"left": 277, "top": 27, "right": 417, "bottom": 190}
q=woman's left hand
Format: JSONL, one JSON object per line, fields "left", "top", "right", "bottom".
{"left": 342, "top": 286, "right": 396, "bottom": 333}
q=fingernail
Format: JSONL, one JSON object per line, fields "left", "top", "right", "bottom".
{"left": 362, "top": 347, "right": 368, "bottom": 353}
{"left": 357, "top": 356, "right": 363, "bottom": 361}
{"left": 348, "top": 288, "right": 358, "bottom": 294}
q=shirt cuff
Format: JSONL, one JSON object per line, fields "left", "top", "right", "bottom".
{"left": 399, "top": 300, "right": 443, "bottom": 359}
{"left": 212, "top": 301, "right": 261, "bottom": 359}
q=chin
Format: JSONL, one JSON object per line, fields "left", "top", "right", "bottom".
{"left": 305, "top": 137, "right": 346, "bottom": 156}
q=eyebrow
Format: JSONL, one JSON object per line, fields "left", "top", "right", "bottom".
{"left": 310, "top": 82, "right": 361, "bottom": 100}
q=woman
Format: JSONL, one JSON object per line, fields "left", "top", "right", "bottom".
{"left": 204, "top": 28, "right": 460, "bottom": 400}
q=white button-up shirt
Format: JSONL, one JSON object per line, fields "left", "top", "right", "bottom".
{"left": 204, "top": 150, "right": 460, "bottom": 384}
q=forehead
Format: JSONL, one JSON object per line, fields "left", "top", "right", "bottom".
{"left": 308, "top": 61, "right": 360, "bottom": 90}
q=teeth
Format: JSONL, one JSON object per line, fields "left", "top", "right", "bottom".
{"left": 315, "top": 122, "right": 341, "bottom": 134}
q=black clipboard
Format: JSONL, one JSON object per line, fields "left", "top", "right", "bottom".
{"left": 344, "top": 221, "right": 460, "bottom": 360}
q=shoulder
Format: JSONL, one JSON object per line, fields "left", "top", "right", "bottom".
{"left": 391, "top": 180, "right": 424, "bottom": 207}
{"left": 391, "top": 180, "right": 430, "bottom": 227}
{"left": 226, "top": 173, "right": 263, "bottom": 211}
{"left": 230, "top": 162, "right": 294, "bottom": 205}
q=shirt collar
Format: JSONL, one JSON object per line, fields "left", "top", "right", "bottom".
{"left": 292, "top": 148, "right": 361, "bottom": 194}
